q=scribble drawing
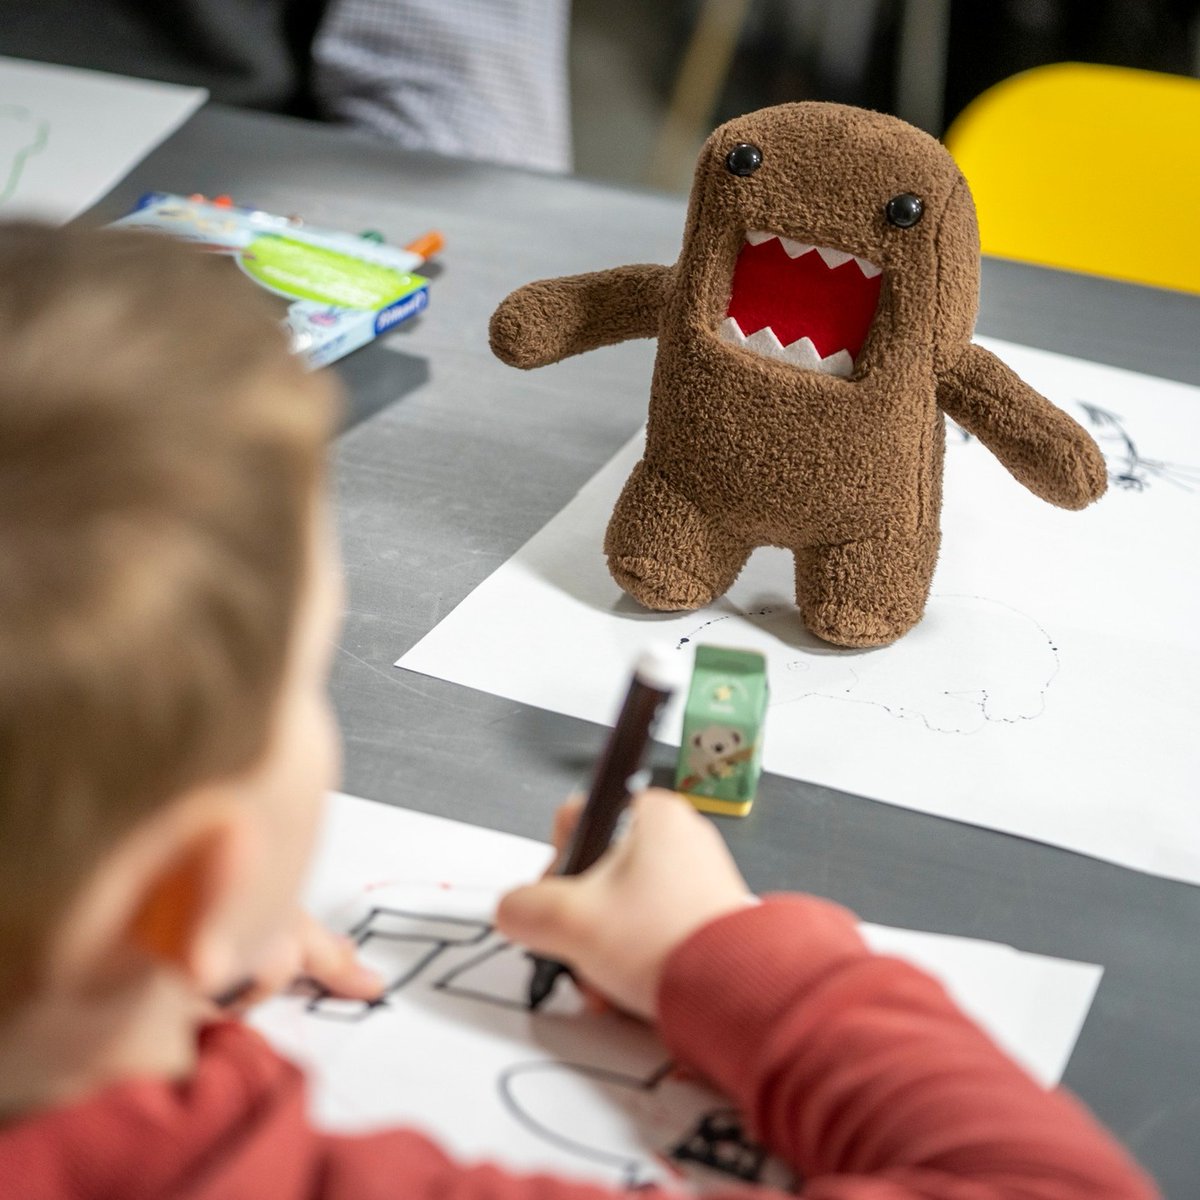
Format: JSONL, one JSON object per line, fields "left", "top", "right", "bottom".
{"left": 676, "top": 595, "right": 1059, "bottom": 735}
{"left": 948, "top": 403, "right": 1200, "bottom": 495}
{"left": 499, "top": 1059, "right": 789, "bottom": 1190}
{"left": 0, "top": 106, "right": 50, "bottom": 207}
{"left": 306, "top": 907, "right": 490, "bottom": 1021}
{"left": 1077, "top": 401, "right": 1200, "bottom": 493}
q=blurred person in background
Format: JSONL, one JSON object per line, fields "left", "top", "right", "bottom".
{"left": 0, "top": 0, "right": 572, "bottom": 173}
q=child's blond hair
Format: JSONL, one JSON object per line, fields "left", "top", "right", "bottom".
{"left": 0, "top": 223, "right": 335, "bottom": 1012}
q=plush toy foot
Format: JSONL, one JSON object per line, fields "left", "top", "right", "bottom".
{"left": 803, "top": 600, "right": 913, "bottom": 648}
{"left": 795, "top": 533, "right": 939, "bottom": 648}
{"left": 605, "top": 461, "right": 750, "bottom": 611}
{"left": 608, "top": 555, "right": 715, "bottom": 610}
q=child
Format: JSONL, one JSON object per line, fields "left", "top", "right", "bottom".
{"left": 0, "top": 224, "right": 1156, "bottom": 1199}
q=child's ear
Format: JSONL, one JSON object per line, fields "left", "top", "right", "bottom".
{"left": 45, "top": 797, "right": 259, "bottom": 1002}
{"left": 128, "top": 813, "right": 252, "bottom": 994}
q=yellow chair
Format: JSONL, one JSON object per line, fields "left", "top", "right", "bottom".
{"left": 944, "top": 63, "right": 1200, "bottom": 294}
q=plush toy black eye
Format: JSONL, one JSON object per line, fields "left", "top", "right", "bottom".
{"left": 725, "top": 142, "right": 763, "bottom": 176}
{"left": 886, "top": 193, "right": 924, "bottom": 228}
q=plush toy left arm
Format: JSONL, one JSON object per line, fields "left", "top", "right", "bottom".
{"left": 489, "top": 263, "right": 674, "bottom": 370}
{"left": 937, "top": 344, "right": 1108, "bottom": 510}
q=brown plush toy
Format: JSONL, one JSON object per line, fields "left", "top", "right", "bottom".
{"left": 490, "top": 102, "right": 1107, "bottom": 648}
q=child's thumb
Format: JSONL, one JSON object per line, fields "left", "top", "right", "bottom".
{"left": 495, "top": 877, "right": 590, "bottom": 960}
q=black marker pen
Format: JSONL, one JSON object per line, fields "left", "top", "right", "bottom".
{"left": 527, "top": 647, "right": 682, "bottom": 1011}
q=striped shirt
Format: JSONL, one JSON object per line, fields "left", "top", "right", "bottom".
{"left": 313, "top": 0, "right": 572, "bottom": 173}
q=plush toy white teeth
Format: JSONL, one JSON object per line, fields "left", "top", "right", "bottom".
{"left": 743, "top": 231, "right": 880, "bottom": 278}
{"left": 718, "top": 317, "right": 855, "bottom": 376}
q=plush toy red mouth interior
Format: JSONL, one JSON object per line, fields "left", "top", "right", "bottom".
{"left": 720, "top": 231, "right": 883, "bottom": 377}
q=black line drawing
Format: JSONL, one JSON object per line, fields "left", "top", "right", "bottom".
{"left": 499, "top": 1059, "right": 789, "bottom": 1190}
{"left": 431, "top": 937, "right": 589, "bottom": 1016}
{"left": 947, "top": 402, "right": 1200, "bottom": 495}
{"left": 674, "top": 595, "right": 1059, "bottom": 735}
{"left": 305, "top": 907, "right": 490, "bottom": 1021}
{"left": 0, "top": 105, "right": 50, "bottom": 207}
{"left": 1078, "top": 401, "right": 1200, "bottom": 493}
{"left": 777, "top": 595, "right": 1060, "bottom": 734}
{"left": 297, "top": 904, "right": 790, "bottom": 1189}
{"left": 672, "top": 1108, "right": 774, "bottom": 1183}
{"left": 499, "top": 1060, "right": 675, "bottom": 1186}
{"left": 676, "top": 606, "right": 775, "bottom": 649}
{"left": 433, "top": 939, "right": 544, "bottom": 1011}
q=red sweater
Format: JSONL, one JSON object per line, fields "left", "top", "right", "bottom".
{"left": 0, "top": 897, "right": 1157, "bottom": 1199}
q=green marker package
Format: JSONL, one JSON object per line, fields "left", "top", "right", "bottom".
{"left": 113, "top": 193, "right": 431, "bottom": 367}
{"left": 676, "top": 645, "right": 768, "bottom": 817}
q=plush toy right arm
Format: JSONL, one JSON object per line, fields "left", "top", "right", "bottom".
{"left": 936, "top": 344, "right": 1108, "bottom": 510}
{"left": 489, "top": 263, "right": 674, "bottom": 369}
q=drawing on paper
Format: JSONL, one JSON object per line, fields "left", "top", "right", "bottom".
{"left": 299, "top": 903, "right": 787, "bottom": 1189}
{"left": 677, "top": 607, "right": 775, "bottom": 647}
{"left": 305, "top": 907, "right": 490, "bottom": 1021}
{"left": 0, "top": 105, "right": 49, "bottom": 207}
{"left": 306, "top": 907, "right": 581, "bottom": 1019}
{"left": 1078, "top": 402, "right": 1200, "bottom": 493}
{"left": 948, "top": 403, "right": 1200, "bottom": 495}
{"left": 673, "top": 1108, "right": 777, "bottom": 1183}
{"left": 433, "top": 939, "right": 549, "bottom": 1011}
{"left": 499, "top": 1059, "right": 790, "bottom": 1190}
{"left": 676, "top": 594, "right": 1059, "bottom": 735}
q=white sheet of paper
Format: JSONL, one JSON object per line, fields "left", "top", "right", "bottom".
{"left": 0, "top": 56, "right": 206, "bottom": 223}
{"left": 398, "top": 338, "right": 1200, "bottom": 884}
{"left": 251, "top": 793, "right": 1101, "bottom": 1188}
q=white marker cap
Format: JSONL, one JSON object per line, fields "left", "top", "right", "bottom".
{"left": 633, "top": 645, "right": 687, "bottom": 694}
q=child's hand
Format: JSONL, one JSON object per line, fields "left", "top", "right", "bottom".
{"left": 216, "top": 910, "right": 384, "bottom": 1013}
{"left": 496, "top": 789, "right": 753, "bottom": 1021}
{"left": 288, "top": 910, "right": 385, "bottom": 1001}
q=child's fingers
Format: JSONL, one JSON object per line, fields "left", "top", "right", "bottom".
{"left": 581, "top": 986, "right": 614, "bottom": 1016}
{"left": 548, "top": 796, "right": 585, "bottom": 862}
{"left": 207, "top": 976, "right": 273, "bottom": 1016}
{"left": 531, "top": 796, "right": 586, "bottom": 882}
{"left": 300, "top": 916, "right": 384, "bottom": 1000}
{"left": 496, "top": 876, "right": 590, "bottom": 961}
{"left": 246, "top": 935, "right": 305, "bottom": 1002}
{"left": 628, "top": 787, "right": 702, "bottom": 832}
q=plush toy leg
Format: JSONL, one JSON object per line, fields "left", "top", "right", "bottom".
{"left": 605, "top": 462, "right": 750, "bottom": 610}
{"left": 794, "top": 531, "right": 939, "bottom": 648}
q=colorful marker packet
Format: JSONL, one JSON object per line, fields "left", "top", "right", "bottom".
{"left": 113, "top": 193, "right": 432, "bottom": 367}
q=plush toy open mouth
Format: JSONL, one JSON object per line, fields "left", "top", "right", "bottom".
{"left": 719, "top": 230, "right": 883, "bottom": 377}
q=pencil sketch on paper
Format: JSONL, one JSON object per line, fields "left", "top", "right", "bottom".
{"left": 948, "top": 401, "right": 1200, "bottom": 495}
{"left": 300, "top": 905, "right": 788, "bottom": 1189}
{"left": 0, "top": 105, "right": 49, "bottom": 207}
{"left": 676, "top": 594, "right": 1059, "bottom": 735}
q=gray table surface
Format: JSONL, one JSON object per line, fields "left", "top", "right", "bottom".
{"left": 94, "top": 104, "right": 1200, "bottom": 1197}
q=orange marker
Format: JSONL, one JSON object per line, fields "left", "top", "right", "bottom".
{"left": 404, "top": 230, "right": 444, "bottom": 261}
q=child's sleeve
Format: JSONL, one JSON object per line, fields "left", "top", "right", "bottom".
{"left": 656, "top": 895, "right": 1159, "bottom": 1199}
